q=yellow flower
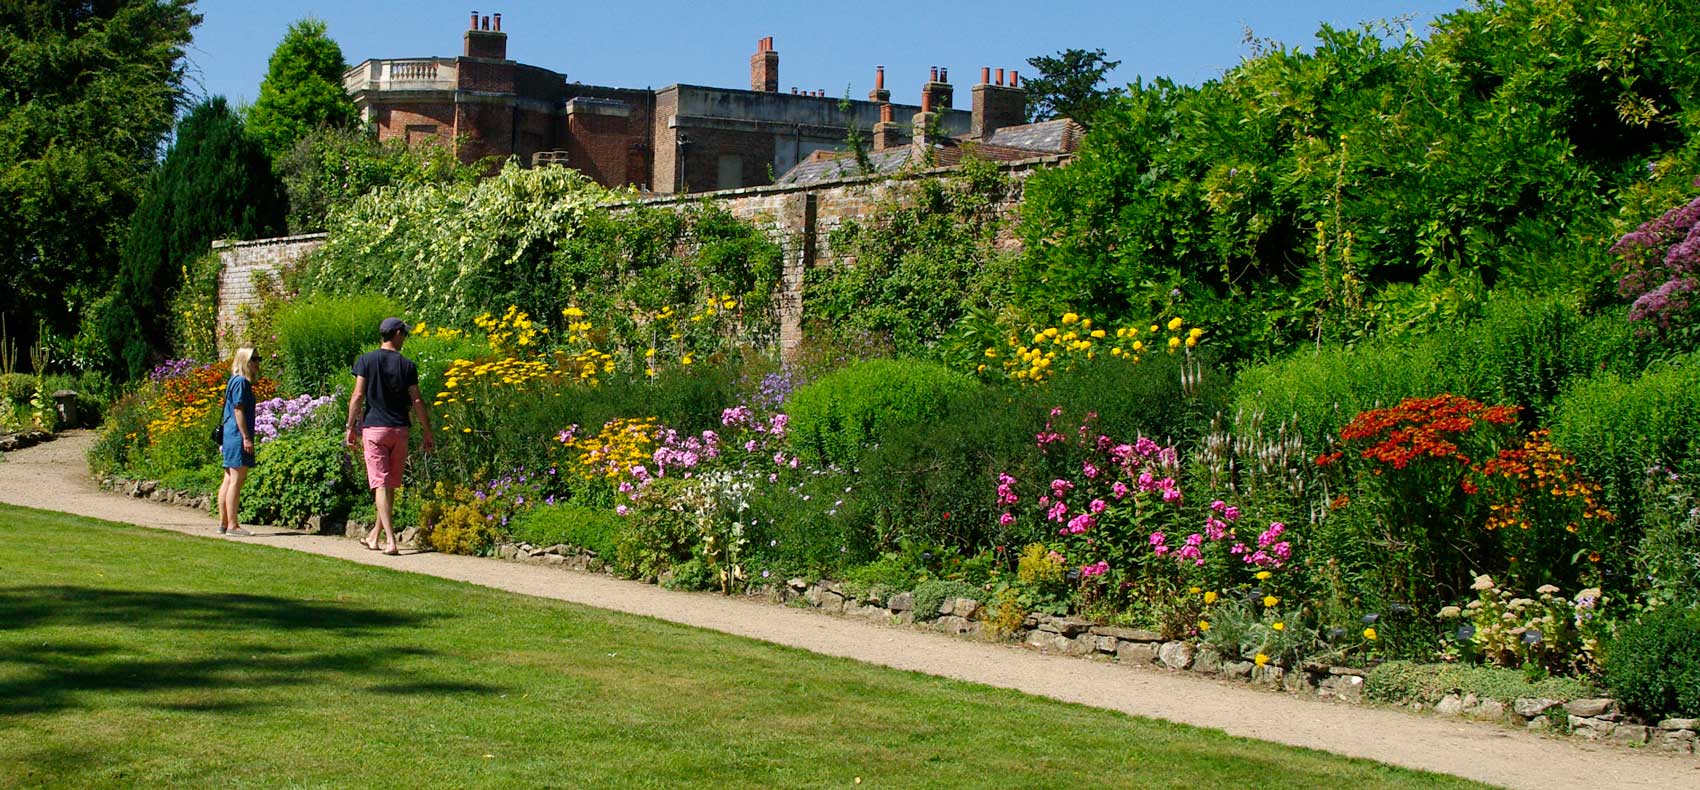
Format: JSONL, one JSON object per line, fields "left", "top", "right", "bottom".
{"left": 1167, "top": 317, "right": 1184, "bottom": 331}
{"left": 1188, "top": 327, "right": 1203, "bottom": 339}
{"left": 1168, "top": 337, "right": 1181, "bottom": 350}
{"left": 1149, "top": 324, "right": 1159, "bottom": 333}
{"left": 682, "top": 356, "right": 693, "bottom": 366}
{"left": 1203, "top": 591, "right": 1218, "bottom": 605}
{"left": 1363, "top": 627, "right": 1377, "bottom": 641}
{"left": 1188, "top": 586, "right": 1202, "bottom": 594}
{"left": 1132, "top": 340, "right": 1145, "bottom": 352}
{"left": 1043, "top": 327, "right": 1059, "bottom": 338}
{"left": 462, "top": 428, "right": 472, "bottom": 434}
{"left": 1272, "top": 622, "right": 1285, "bottom": 631}
{"left": 1198, "top": 620, "right": 1211, "bottom": 632}
{"left": 1254, "top": 653, "right": 1269, "bottom": 666}
{"left": 1255, "top": 570, "right": 1271, "bottom": 580}
{"left": 1061, "top": 312, "right": 1079, "bottom": 324}
{"left": 1186, "top": 336, "right": 1198, "bottom": 348}
{"left": 1090, "top": 329, "right": 1106, "bottom": 339}
{"left": 1262, "top": 595, "right": 1279, "bottom": 608}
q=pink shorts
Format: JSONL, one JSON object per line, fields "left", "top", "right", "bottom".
{"left": 362, "top": 427, "right": 410, "bottom": 489}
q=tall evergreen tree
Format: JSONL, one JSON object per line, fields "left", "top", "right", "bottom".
{"left": 1022, "top": 48, "right": 1125, "bottom": 126}
{"left": 0, "top": 0, "right": 199, "bottom": 362}
{"left": 100, "top": 97, "right": 287, "bottom": 378}
{"left": 247, "top": 18, "right": 358, "bottom": 161}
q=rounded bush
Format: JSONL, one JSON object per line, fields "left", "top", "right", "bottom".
{"left": 786, "top": 359, "right": 978, "bottom": 467}
{"left": 510, "top": 503, "right": 622, "bottom": 559}
{"left": 1604, "top": 605, "right": 1700, "bottom": 719}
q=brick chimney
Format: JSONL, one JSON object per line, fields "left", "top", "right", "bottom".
{"left": 868, "top": 65, "right": 890, "bottom": 103}
{"left": 920, "top": 66, "right": 953, "bottom": 111}
{"left": 972, "top": 66, "right": 1027, "bottom": 140}
{"left": 873, "top": 101, "right": 904, "bottom": 151}
{"left": 465, "top": 10, "right": 507, "bottom": 59}
{"left": 750, "top": 37, "right": 779, "bottom": 92}
{"left": 912, "top": 72, "right": 940, "bottom": 162}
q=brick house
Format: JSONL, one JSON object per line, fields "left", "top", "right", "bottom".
{"left": 343, "top": 13, "right": 1075, "bottom": 194}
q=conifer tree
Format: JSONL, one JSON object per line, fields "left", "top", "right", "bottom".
{"left": 100, "top": 98, "right": 287, "bottom": 378}
{"left": 247, "top": 18, "right": 358, "bottom": 161}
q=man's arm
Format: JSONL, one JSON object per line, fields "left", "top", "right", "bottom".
{"left": 409, "top": 384, "right": 434, "bottom": 452}
{"left": 346, "top": 375, "right": 367, "bottom": 447}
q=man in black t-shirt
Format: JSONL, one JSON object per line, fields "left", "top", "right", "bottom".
{"left": 345, "top": 317, "right": 434, "bottom": 555}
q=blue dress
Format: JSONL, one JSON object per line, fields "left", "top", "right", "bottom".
{"left": 220, "top": 375, "right": 257, "bottom": 469}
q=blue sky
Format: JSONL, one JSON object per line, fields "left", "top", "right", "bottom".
{"left": 188, "top": 0, "right": 1469, "bottom": 108}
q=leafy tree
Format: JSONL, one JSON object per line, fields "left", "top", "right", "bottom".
{"left": 0, "top": 0, "right": 199, "bottom": 365}
{"left": 97, "top": 97, "right": 287, "bottom": 379}
{"left": 246, "top": 17, "right": 358, "bottom": 162}
{"left": 277, "top": 125, "right": 477, "bottom": 234}
{"left": 1022, "top": 48, "right": 1124, "bottom": 125}
{"left": 1017, "top": 2, "right": 1700, "bottom": 361}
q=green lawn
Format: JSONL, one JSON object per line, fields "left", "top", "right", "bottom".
{"left": 0, "top": 504, "right": 1480, "bottom": 788}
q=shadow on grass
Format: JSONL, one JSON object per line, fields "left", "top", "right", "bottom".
{"left": 0, "top": 586, "right": 506, "bottom": 717}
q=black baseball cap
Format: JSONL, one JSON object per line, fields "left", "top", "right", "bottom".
{"left": 379, "top": 317, "right": 409, "bottom": 336}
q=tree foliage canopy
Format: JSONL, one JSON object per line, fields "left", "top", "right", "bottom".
{"left": 0, "top": 0, "right": 198, "bottom": 358}
{"left": 1017, "top": 0, "right": 1700, "bottom": 361}
{"left": 246, "top": 17, "right": 357, "bottom": 162}
{"left": 1022, "top": 48, "right": 1124, "bottom": 125}
{"left": 96, "top": 97, "right": 287, "bottom": 379}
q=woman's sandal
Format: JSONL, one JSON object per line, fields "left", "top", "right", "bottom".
{"left": 382, "top": 546, "right": 401, "bottom": 556}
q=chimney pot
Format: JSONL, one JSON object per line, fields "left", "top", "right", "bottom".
{"left": 981, "top": 67, "right": 991, "bottom": 85}
{"left": 996, "top": 68, "right": 1005, "bottom": 86}
{"left": 470, "top": 10, "right": 479, "bottom": 29}
{"left": 921, "top": 90, "right": 933, "bottom": 113}
{"left": 940, "top": 67, "right": 949, "bottom": 83}
{"left": 1011, "top": 71, "right": 1019, "bottom": 87}
{"left": 930, "top": 66, "right": 938, "bottom": 82}
{"left": 482, "top": 15, "right": 490, "bottom": 30}
{"left": 880, "top": 103, "right": 893, "bottom": 123}
{"left": 875, "top": 65, "right": 885, "bottom": 90}
{"left": 493, "top": 13, "right": 501, "bottom": 31}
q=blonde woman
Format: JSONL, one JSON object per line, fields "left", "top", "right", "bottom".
{"left": 217, "top": 347, "right": 259, "bottom": 536}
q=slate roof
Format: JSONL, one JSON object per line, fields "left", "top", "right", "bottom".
{"left": 985, "top": 118, "right": 1083, "bottom": 153}
{"left": 774, "top": 117, "right": 1083, "bottom": 186}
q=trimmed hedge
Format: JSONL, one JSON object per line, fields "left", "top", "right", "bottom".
{"left": 786, "top": 359, "right": 977, "bottom": 468}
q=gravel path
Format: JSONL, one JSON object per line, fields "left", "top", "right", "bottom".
{"left": 4, "top": 432, "right": 1697, "bottom": 790}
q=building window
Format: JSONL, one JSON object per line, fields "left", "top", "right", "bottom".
{"left": 405, "top": 124, "right": 440, "bottom": 145}
{"left": 717, "top": 154, "right": 743, "bottom": 190}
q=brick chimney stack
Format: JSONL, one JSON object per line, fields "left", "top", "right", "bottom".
{"left": 750, "top": 37, "right": 779, "bottom": 93}
{"left": 464, "top": 10, "right": 508, "bottom": 59}
{"left": 873, "top": 101, "right": 904, "bottom": 151}
{"left": 972, "top": 65, "right": 1027, "bottom": 140}
{"left": 920, "top": 66, "right": 953, "bottom": 111}
{"left": 868, "top": 65, "right": 890, "bottom": 103}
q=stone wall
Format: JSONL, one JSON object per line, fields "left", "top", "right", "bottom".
{"left": 609, "top": 153, "right": 1062, "bottom": 353}
{"left": 213, "top": 234, "right": 326, "bottom": 354}
{"left": 211, "top": 155, "right": 1063, "bottom": 356}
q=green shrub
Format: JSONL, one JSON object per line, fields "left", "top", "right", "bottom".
{"left": 1604, "top": 606, "right": 1700, "bottom": 720}
{"left": 87, "top": 390, "right": 153, "bottom": 475}
{"left": 912, "top": 579, "right": 985, "bottom": 621}
{"left": 403, "top": 331, "right": 486, "bottom": 403}
{"left": 1366, "top": 660, "right": 1597, "bottom": 706}
{"left": 1233, "top": 293, "right": 1648, "bottom": 449}
{"left": 1636, "top": 476, "right": 1700, "bottom": 608}
{"left": 239, "top": 421, "right": 356, "bottom": 527}
{"left": 510, "top": 503, "right": 621, "bottom": 558}
{"left": 611, "top": 479, "right": 697, "bottom": 579}
{"left": 745, "top": 469, "right": 873, "bottom": 580}
{"left": 1549, "top": 356, "right": 1700, "bottom": 562}
{"left": 159, "top": 464, "right": 221, "bottom": 496}
{"left": 787, "top": 359, "right": 978, "bottom": 467}
{"left": 1042, "top": 349, "right": 1230, "bottom": 447}
{"left": 275, "top": 293, "right": 404, "bottom": 396}
{"left": 854, "top": 384, "right": 1041, "bottom": 552}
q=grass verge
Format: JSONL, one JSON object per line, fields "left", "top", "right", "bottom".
{"left": 0, "top": 503, "right": 1479, "bottom": 788}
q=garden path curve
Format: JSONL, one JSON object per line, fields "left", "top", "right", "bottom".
{"left": 3, "top": 432, "right": 1696, "bottom": 790}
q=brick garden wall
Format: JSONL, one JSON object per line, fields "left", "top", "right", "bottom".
{"left": 212, "top": 155, "right": 1064, "bottom": 356}
{"left": 213, "top": 234, "right": 326, "bottom": 354}
{"left": 609, "top": 154, "right": 1062, "bottom": 353}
